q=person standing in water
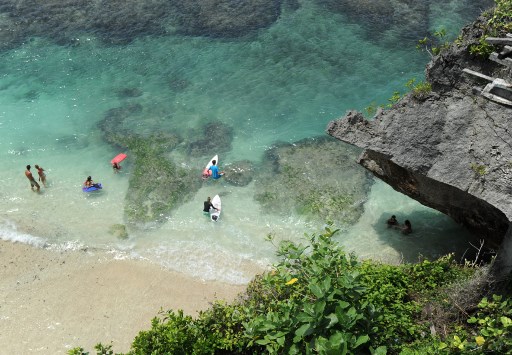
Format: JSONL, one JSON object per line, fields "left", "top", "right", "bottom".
{"left": 112, "top": 162, "right": 121, "bottom": 173}
{"left": 34, "top": 164, "right": 47, "bottom": 187}
{"left": 386, "top": 215, "right": 399, "bottom": 227}
{"left": 25, "top": 165, "right": 40, "bottom": 192}
{"left": 402, "top": 220, "right": 412, "bottom": 235}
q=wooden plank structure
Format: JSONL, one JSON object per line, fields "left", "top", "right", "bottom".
{"left": 462, "top": 33, "right": 512, "bottom": 106}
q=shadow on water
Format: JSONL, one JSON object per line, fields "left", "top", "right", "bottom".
{"left": 373, "top": 209, "right": 484, "bottom": 264}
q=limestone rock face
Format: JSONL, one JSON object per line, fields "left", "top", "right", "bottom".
{"left": 326, "top": 19, "right": 512, "bottom": 247}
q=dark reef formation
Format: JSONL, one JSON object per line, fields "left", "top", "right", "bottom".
{"left": 254, "top": 137, "right": 373, "bottom": 227}
{"left": 317, "top": 0, "right": 493, "bottom": 47}
{"left": 186, "top": 120, "right": 234, "bottom": 157}
{"left": 0, "top": 0, "right": 288, "bottom": 49}
{"left": 327, "top": 16, "right": 512, "bottom": 249}
{"left": 170, "top": 0, "right": 283, "bottom": 38}
{"left": 97, "top": 103, "right": 202, "bottom": 226}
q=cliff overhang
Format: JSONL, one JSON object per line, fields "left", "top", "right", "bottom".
{"left": 327, "top": 17, "right": 512, "bottom": 248}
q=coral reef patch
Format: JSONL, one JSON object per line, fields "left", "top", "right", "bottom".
{"left": 254, "top": 136, "right": 372, "bottom": 227}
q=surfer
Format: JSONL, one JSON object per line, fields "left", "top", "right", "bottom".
{"left": 84, "top": 176, "right": 101, "bottom": 189}
{"left": 25, "top": 165, "right": 40, "bottom": 192}
{"left": 208, "top": 160, "right": 225, "bottom": 179}
{"left": 34, "top": 164, "right": 47, "bottom": 187}
{"left": 203, "top": 197, "right": 217, "bottom": 216}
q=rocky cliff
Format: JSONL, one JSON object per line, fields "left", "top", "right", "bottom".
{"left": 326, "top": 15, "right": 512, "bottom": 249}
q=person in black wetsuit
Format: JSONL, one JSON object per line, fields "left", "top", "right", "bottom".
{"left": 203, "top": 196, "right": 217, "bottom": 216}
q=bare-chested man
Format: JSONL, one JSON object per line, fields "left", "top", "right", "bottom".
{"left": 25, "top": 165, "right": 40, "bottom": 192}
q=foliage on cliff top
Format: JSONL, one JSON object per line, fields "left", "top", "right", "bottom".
{"left": 469, "top": 0, "right": 512, "bottom": 57}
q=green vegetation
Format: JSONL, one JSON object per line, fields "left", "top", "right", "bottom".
{"left": 471, "top": 163, "right": 488, "bottom": 176}
{"left": 406, "top": 78, "right": 432, "bottom": 101}
{"left": 469, "top": 0, "right": 512, "bottom": 57}
{"left": 364, "top": 78, "right": 432, "bottom": 115}
{"left": 417, "top": 28, "right": 450, "bottom": 57}
{"left": 69, "top": 227, "right": 512, "bottom": 354}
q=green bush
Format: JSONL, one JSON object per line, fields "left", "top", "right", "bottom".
{"left": 71, "top": 227, "right": 512, "bottom": 355}
{"left": 469, "top": 0, "right": 512, "bottom": 57}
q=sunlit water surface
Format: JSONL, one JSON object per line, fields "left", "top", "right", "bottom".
{"left": 0, "top": 1, "right": 486, "bottom": 283}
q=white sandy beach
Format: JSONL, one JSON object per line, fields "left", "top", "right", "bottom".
{"left": 0, "top": 240, "right": 248, "bottom": 354}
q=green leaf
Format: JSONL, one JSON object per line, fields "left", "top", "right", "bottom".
{"left": 353, "top": 334, "right": 370, "bottom": 348}
{"left": 372, "top": 345, "right": 387, "bottom": 355}
{"left": 337, "top": 301, "right": 350, "bottom": 310}
{"left": 501, "top": 316, "right": 512, "bottom": 327}
{"left": 328, "top": 332, "right": 344, "bottom": 347}
{"left": 310, "top": 283, "right": 324, "bottom": 299}
{"left": 296, "top": 312, "right": 314, "bottom": 323}
{"left": 255, "top": 338, "right": 271, "bottom": 345}
{"left": 294, "top": 324, "right": 313, "bottom": 343}
{"left": 325, "top": 313, "right": 339, "bottom": 328}
{"left": 314, "top": 301, "right": 326, "bottom": 317}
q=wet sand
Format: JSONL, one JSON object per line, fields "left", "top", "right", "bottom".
{"left": 0, "top": 240, "right": 248, "bottom": 354}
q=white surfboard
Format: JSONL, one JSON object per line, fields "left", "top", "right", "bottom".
{"left": 202, "top": 154, "right": 219, "bottom": 179}
{"left": 210, "top": 194, "right": 221, "bottom": 222}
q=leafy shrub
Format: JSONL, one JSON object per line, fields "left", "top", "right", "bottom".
{"left": 470, "top": 163, "right": 488, "bottom": 176}
{"left": 469, "top": 0, "right": 512, "bottom": 57}
{"left": 405, "top": 79, "right": 432, "bottom": 101}
{"left": 437, "top": 294, "right": 512, "bottom": 353}
{"left": 72, "top": 228, "right": 508, "bottom": 355}
{"left": 416, "top": 28, "right": 450, "bottom": 57}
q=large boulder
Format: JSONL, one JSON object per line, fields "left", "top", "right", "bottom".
{"left": 326, "top": 18, "right": 512, "bottom": 247}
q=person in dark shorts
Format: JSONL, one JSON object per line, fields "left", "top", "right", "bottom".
{"left": 25, "top": 165, "right": 40, "bottom": 192}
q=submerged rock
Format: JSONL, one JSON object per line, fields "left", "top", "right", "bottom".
{"left": 109, "top": 224, "right": 128, "bottom": 239}
{"left": 116, "top": 87, "right": 143, "bottom": 98}
{"left": 97, "top": 104, "right": 202, "bottom": 225}
{"left": 318, "top": 0, "right": 428, "bottom": 43}
{"left": 223, "top": 160, "right": 255, "bottom": 186}
{"left": 254, "top": 137, "right": 372, "bottom": 226}
{"left": 187, "top": 120, "right": 234, "bottom": 157}
{"left": 0, "top": 0, "right": 289, "bottom": 49}
{"left": 170, "top": 0, "right": 282, "bottom": 37}
{"left": 124, "top": 136, "right": 201, "bottom": 225}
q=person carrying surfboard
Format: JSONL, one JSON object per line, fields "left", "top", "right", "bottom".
{"left": 111, "top": 153, "right": 127, "bottom": 173}
{"left": 208, "top": 160, "right": 225, "bottom": 179}
{"left": 112, "top": 162, "right": 121, "bottom": 173}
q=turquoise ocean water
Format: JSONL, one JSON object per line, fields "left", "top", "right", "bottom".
{"left": 0, "top": 1, "right": 489, "bottom": 283}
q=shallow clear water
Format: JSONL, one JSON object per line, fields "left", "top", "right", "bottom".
{"left": 0, "top": 1, "right": 485, "bottom": 283}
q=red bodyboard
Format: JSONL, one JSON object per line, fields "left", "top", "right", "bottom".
{"left": 111, "top": 153, "right": 127, "bottom": 164}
